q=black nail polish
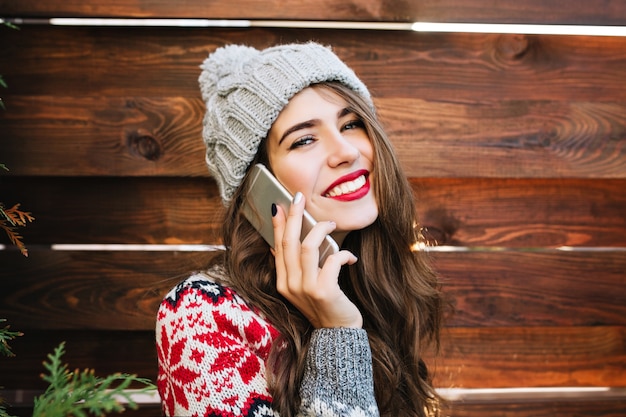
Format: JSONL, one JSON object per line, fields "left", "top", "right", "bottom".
{"left": 271, "top": 203, "right": 277, "bottom": 217}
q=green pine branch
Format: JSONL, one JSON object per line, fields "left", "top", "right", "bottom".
{"left": 33, "top": 342, "right": 156, "bottom": 417}
{"left": 0, "top": 319, "right": 22, "bottom": 417}
{"left": 0, "top": 319, "right": 22, "bottom": 358}
{"left": 0, "top": 401, "right": 16, "bottom": 417}
{"left": 0, "top": 74, "right": 5, "bottom": 110}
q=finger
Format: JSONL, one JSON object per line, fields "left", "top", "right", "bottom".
{"left": 271, "top": 203, "right": 288, "bottom": 294}
{"left": 299, "top": 220, "right": 337, "bottom": 285}
{"left": 281, "top": 192, "right": 306, "bottom": 290}
{"left": 305, "top": 249, "right": 358, "bottom": 296}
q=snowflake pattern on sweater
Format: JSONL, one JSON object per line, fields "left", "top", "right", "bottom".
{"left": 156, "top": 269, "right": 380, "bottom": 417}
{"left": 157, "top": 272, "right": 280, "bottom": 416}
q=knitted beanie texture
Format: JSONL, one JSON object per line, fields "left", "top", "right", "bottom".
{"left": 198, "top": 42, "right": 372, "bottom": 205}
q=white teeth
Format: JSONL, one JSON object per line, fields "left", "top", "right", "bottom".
{"left": 327, "top": 175, "right": 366, "bottom": 197}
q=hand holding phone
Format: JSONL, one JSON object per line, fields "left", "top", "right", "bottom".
{"left": 242, "top": 164, "right": 339, "bottom": 267}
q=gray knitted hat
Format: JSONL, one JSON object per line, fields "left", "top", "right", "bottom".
{"left": 199, "top": 42, "right": 372, "bottom": 205}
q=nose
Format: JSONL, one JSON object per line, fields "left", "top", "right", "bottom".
{"left": 326, "top": 129, "right": 360, "bottom": 167}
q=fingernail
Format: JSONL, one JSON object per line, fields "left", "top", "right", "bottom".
{"left": 271, "top": 203, "right": 277, "bottom": 217}
{"left": 293, "top": 192, "right": 303, "bottom": 204}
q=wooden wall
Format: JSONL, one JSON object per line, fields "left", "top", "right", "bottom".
{"left": 1, "top": 1, "right": 625, "bottom": 416}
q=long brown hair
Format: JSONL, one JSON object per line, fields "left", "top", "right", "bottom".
{"left": 211, "top": 82, "right": 444, "bottom": 416}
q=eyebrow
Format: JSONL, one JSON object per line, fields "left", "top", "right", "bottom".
{"left": 277, "top": 107, "right": 354, "bottom": 146}
{"left": 278, "top": 120, "right": 316, "bottom": 146}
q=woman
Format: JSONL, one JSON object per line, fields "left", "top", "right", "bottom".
{"left": 156, "top": 42, "right": 445, "bottom": 417}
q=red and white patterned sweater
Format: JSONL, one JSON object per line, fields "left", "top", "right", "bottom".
{"left": 156, "top": 268, "right": 379, "bottom": 417}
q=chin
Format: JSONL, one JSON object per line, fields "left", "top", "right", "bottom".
{"left": 337, "top": 211, "right": 378, "bottom": 233}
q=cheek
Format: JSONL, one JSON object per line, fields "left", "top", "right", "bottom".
{"left": 358, "top": 136, "right": 375, "bottom": 165}
{"left": 273, "top": 162, "right": 316, "bottom": 197}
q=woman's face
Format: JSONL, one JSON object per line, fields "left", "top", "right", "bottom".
{"left": 267, "top": 86, "right": 378, "bottom": 238}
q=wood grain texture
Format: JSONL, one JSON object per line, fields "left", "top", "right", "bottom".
{"left": 1, "top": 0, "right": 625, "bottom": 25}
{"left": 2, "top": 177, "right": 625, "bottom": 248}
{"left": 1, "top": 96, "right": 625, "bottom": 178}
{"left": 1, "top": 177, "right": 224, "bottom": 245}
{"left": 1, "top": 250, "right": 624, "bottom": 330}
{"left": 0, "top": 330, "right": 157, "bottom": 389}
{"left": 433, "top": 326, "right": 626, "bottom": 388}
{"left": 435, "top": 250, "right": 626, "bottom": 327}
{"left": 413, "top": 178, "right": 626, "bottom": 248}
{"left": 444, "top": 399, "right": 626, "bottom": 417}
{"left": 4, "top": 405, "right": 162, "bottom": 417}
{"left": 0, "top": 250, "right": 204, "bottom": 331}
{"left": 1, "top": 27, "right": 625, "bottom": 101}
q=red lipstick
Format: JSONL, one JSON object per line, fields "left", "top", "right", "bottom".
{"left": 323, "top": 169, "right": 370, "bottom": 202}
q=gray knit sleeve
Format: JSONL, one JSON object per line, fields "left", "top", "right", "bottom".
{"left": 298, "top": 328, "right": 379, "bottom": 417}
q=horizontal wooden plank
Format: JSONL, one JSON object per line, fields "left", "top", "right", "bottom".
{"left": 445, "top": 399, "right": 626, "bottom": 417}
{"left": 0, "top": 250, "right": 624, "bottom": 330}
{"left": 1, "top": 27, "right": 625, "bottom": 101}
{"left": 1, "top": 97, "right": 625, "bottom": 178}
{"left": 0, "top": 330, "right": 157, "bottom": 390}
{"left": 434, "top": 250, "right": 626, "bottom": 327}
{"left": 2, "top": 177, "right": 625, "bottom": 248}
{"left": 1, "top": 0, "right": 625, "bottom": 25}
{"left": 0, "top": 96, "right": 207, "bottom": 176}
{"left": 380, "top": 99, "right": 626, "bottom": 179}
{"left": 1, "top": 326, "right": 624, "bottom": 389}
{"left": 4, "top": 395, "right": 626, "bottom": 417}
{"left": 0, "top": 250, "right": 200, "bottom": 331}
{"left": 1, "top": 177, "right": 224, "bottom": 245}
{"left": 433, "top": 326, "right": 626, "bottom": 389}
{"left": 4, "top": 405, "right": 162, "bottom": 417}
{"left": 414, "top": 178, "right": 626, "bottom": 248}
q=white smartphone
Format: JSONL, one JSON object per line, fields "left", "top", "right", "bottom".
{"left": 242, "top": 163, "right": 339, "bottom": 267}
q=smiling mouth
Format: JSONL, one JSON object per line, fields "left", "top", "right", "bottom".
{"left": 324, "top": 174, "right": 367, "bottom": 197}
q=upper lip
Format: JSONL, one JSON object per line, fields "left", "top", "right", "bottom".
{"left": 322, "top": 169, "right": 369, "bottom": 196}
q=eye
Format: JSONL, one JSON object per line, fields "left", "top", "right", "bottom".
{"left": 288, "top": 135, "right": 316, "bottom": 150}
{"left": 342, "top": 119, "right": 365, "bottom": 131}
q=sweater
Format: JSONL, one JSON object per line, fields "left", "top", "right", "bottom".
{"left": 156, "top": 267, "right": 380, "bottom": 417}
